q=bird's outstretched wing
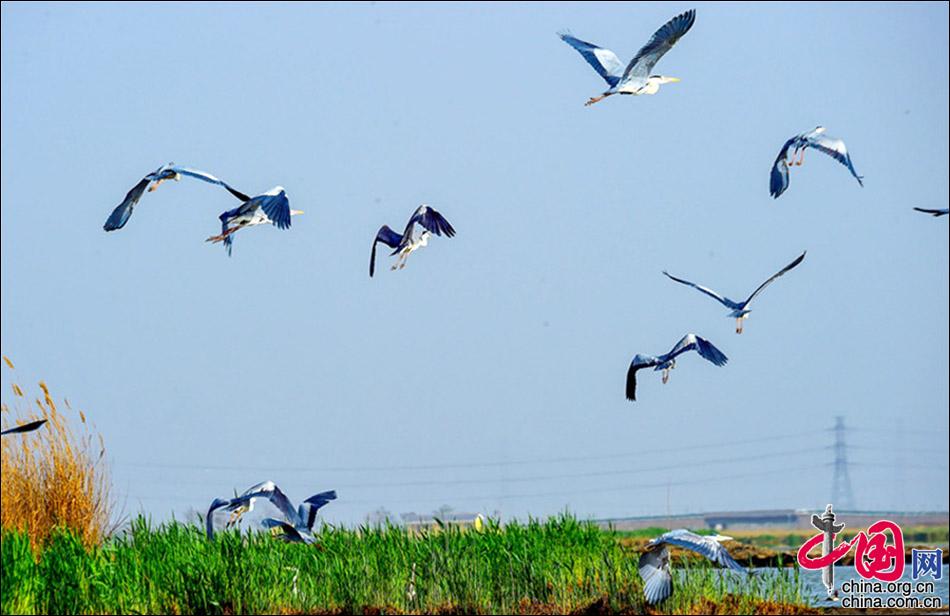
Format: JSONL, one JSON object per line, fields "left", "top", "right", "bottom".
{"left": 638, "top": 546, "right": 673, "bottom": 604}
{"left": 623, "top": 9, "right": 696, "bottom": 82}
{"left": 769, "top": 136, "right": 800, "bottom": 198}
{"left": 1, "top": 418, "right": 48, "bottom": 435}
{"left": 205, "top": 497, "right": 232, "bottom": 539}
{"left": 104, "top": 178, "right": 151, "bottom": 231}
{"left": 913, "top": 207, "right": 949, "bottom": 217}
{"left": 258, "top": 189, "right": 292, "bottom": 230}
{"left": 667, "top": 333, "right": 728, "bottom": 367}
{"left": 171, "top": 166, "right": 252, "bottom": 202}
{"left": 662, "top": 271, "right": 738, "bottom": 309}
{"left": 261, "top": 517, "right": 309, "bottom": 542}
{"left": 230, "top": 480, "right": 299, "bottom": 526}
{"left": 298, "top": 490, "right": 337, "bottom": 530}
{"left": 406, "top": 205, "right": 456, "bottom": 239}
{"left": 370, "top": 225, "right": 404, "bottom": 277}
{"left": 558, "top": 33, "right": 624, "bottom": 87}
{"left": 804, "top": 132, "right": 863, "bottom": 187}
{"left": 656, "top": 530, "right": 745, "bottom": 572}
{"left": 626, "top": 354, "right": 659, "bottom": 401}
{"left": 104, "top": 164, "right": 250, "bottom": 231}
{"left": 743, "top": 251, "right": 805, "bottom": 306}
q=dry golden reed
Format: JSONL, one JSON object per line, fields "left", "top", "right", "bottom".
{"left": 1, "top": 356, "right": 112, "bottom": 549}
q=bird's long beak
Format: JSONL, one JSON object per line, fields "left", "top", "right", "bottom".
{"left": 666, "top": 77, "right": 681, "bottom": 83}
{"left": 291, "top": 209, "right": 304, "bottom": 216}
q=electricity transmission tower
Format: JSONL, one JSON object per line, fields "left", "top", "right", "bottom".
{"left": 831, "top": 416, "right": 855, "bottom": 510}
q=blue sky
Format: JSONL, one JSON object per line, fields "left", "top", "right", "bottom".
{"left": 2, "top": 2, "right": 947, "bottom": 526}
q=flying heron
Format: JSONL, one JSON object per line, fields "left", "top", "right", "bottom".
{"left": 103, "top": 163, "right": 247, "bottom": 231}
{"left": 206, "top": 480, "right": 336, "bottom": 544}
{"left": 370, "top": 204, "right": 455, "bottom": 277}
{"left": 770, "top": 127, "right": 863, "bottom": 198}
{"left": 913, "top": 207, "right": 949, "bottom": 217}
{"left": 626, "top": 333, "right": 727, "bottom": 401}
{"left": 663, "top": 252, "right": 806, "bottom": 334}
{"left": 559, "top": 9, "right": 696, "bottom": 106}
{"left": 205, "top": 186, "right": 303, "bottom": 256}
{"left": 639, "top": 529, "right": 746, "bottom": 605}
{"left": 1, "top": 418, "right": 47, "bottom": 436}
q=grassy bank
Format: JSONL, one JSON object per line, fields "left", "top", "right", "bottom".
{"left": 1, "top": 516, "right": 811, "bottom": 615}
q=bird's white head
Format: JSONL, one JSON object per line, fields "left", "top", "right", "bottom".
{"left": 290, "top": 209, "right": 304, "bottom": 216}
{"left": 814, "top": 126, "right": 826, "bottom": 134}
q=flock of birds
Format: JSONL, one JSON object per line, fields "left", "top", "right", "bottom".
{"left": 3, "top": 7, "right": 946, "bottom": 608}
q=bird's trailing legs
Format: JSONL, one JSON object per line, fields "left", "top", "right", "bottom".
{"left": 392, "top": 251, "right": 410, "bottom": 271}
{"left": 206, "top": 226, "right": 241, "bottom": 244}
{"left": 736, "top": 318, "right": 744, "bottom": 334}
{"left": 789, "top": 149, "right": 806, "bottom": 167}
{"left": 585, "top": 93, "right": 613, "bottom": 107}
{"left": 661, "top": 368, "right": 671, "bottom": 384}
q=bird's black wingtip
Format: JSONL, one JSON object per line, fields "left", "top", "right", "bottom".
{"left": 625, "top": 367, "right": 639, "bottom": 402}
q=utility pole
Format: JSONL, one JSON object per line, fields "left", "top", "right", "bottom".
{"left": 831, "top": 416, "right": 855, "bottom": 510}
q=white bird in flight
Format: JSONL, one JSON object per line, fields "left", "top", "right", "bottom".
{"left": 639, "top": 529, "right": 746, "bottom": 605}
{"left": 206, "top": 480, "right": 336, "bottom": 544}
{"left": 663, "top": 252, "right": 806, "bottom": 334}
{"left": 626, "top": 333, "right": 727, "bottom": 401}
{"left": 205, "top": 186, "right": 303, "bottom": 256}
{"left": 370, "top": 205, "right": 456, "bottom": 277}
{"left": 103, "top": 163, "right": 247, "bottom": 231}
{"left": 770, "top": 127, "right": 863, "bottom": 198}
{"left": 559, "top": 9, "right": 696, "bottom": 106}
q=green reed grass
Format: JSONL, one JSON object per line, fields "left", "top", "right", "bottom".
{"left": 2, "top": 515, "right": 808, "bottom": 615}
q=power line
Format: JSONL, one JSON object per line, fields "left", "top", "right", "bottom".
{"left": 117, "top": 462, "right": 830, "bottom": 508}
{"left": 117, "top": 429, "right": 821, "bottom": 474}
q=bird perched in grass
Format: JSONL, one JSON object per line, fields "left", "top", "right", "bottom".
{"left": 626, "top": 334, "right": 727, "bottom": 401}
{"left": 370, "top": 204, "right": 455, "bottom": 277}
{"left": 103, "top": 163, "right": 248, "bottom": 231}
{"left": 639, "top": 529, "right": 746, "bottom": 604}
{"left": 559, "top": 9, "right": 696, "bottom": 106}
{"left": 206, "top": 481, "right": 336, "bottom": 544}
{"left": 770, "top": 127, "right": 863, "bottom": 198}
{"left": 663, "top": 252, "right": 806, "bottom": 334}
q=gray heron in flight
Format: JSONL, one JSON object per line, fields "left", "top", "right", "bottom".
{"left": 770, "top": 127, "right": 863, "bottom": 198}
{"left": 663, "top": 252, "right": 806, "bottom": 334}
{"left": 206, "top": 481, "right": 336, "bottom": 544}
{"left": 103, "top": 163, "right": 247, "bottom": 231}
{"left": 626, "top": 333, "right": 727, "bottom": 401}
{"left": 559, "top": 9, "right": 696, "bottom": 106}
{"left": 639, "top": 529, "right": 746, "bottom": 605}
{"left": 1, "top": 418, "right": 47, "bottom": 436}
{"left": 913, "top": 207, "right": 949, "bottom": 217}
{"left": 205, "top": 186, "right": 303, "bottom": 256}
{"left": 370, "top": 205, "right": 456, "bottom": 277}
